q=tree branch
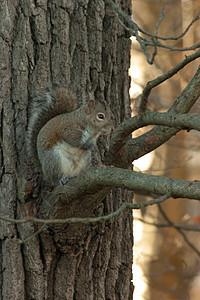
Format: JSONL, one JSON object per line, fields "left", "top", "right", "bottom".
{"left": 135, "top": 218, "right": 200, "bottom": 232}
{"left": 0, "top": 193, "right": 171, "bottom": 226}
{"left": 25, "top": 7, "right": 200, "bottom": 248}
{"left": 105, "top": 64, "right": 200, "bottom": 166}
{"left": 106, "top": 0, "right": 200, "bottom": 63}
{"left": 34, "top": 162, "right": 200, "bottom": 250}
{"left": 139, "top": 49, "right": 200, "bottom": 113}
{"left": 3, "top": 161, "right": 200, "bottom": 246}
{"left": 39, "top": 166, "right": 200, "bottom": 204}
{"left": 105, "top": 111, "right": 200, "bottom": 161}
{"left": 158, "top": 204, "right": 200, "bottom": 257}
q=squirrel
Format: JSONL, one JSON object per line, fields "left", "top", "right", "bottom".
{"left": 27, "top": 87, "right": 114, "bottom": 185}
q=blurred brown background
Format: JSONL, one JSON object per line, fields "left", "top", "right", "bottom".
{"left": 130, "top": 1, "right": 200, "bottom": 299}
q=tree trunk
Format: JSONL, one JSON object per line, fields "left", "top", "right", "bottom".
{"left": 0, "top": 1, "right": 133, "bottom": 299}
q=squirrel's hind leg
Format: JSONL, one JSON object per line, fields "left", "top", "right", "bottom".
{"left": 59, "top": 176, "right": 70, "bottom": 185}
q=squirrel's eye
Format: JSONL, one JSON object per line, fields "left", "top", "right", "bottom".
{"left": 97, "top": 113, "right": 105, "bottom": 120}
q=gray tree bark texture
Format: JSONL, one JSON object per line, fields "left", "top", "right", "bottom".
{"left": 0, "top": 0, "right": 133, "bottom": 299}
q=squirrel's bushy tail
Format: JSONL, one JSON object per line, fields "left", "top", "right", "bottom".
{"left": 26, "top": 87, "right": 78, "bottom": 163}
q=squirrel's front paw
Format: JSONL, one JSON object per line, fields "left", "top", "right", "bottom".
{"left": 59, "top": 176, "right": 70, "bottom": 185}
{"left": 81, "top": 142, "right": 94, "bottom": 150}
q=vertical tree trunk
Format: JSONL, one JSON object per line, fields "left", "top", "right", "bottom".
{"left": 0, "top": 1, "right": 133, "bottom": 299}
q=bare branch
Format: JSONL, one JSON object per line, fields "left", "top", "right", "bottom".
{"left": 135, "top": 218, "right": 200, "bottom": 232}
{"left": 104, "top": 63, "right": 200, "bottom": 167}
{"left": 35, "top": 166, "right": 200, "bottom": 202}
{"left": 154, "top": 9, "right": 200, "bottom": 41}
{"left": 133, "top": 8, "right": 200, "bottom": 43}
{"left": 105, "top": 0, "right": 200, "bottom": 63}
{"left": 158, "top": 204, "right": 200, "bottom": 257}
{"left": 0, "top": 193, "right": 171, "bottom": 226}
{"left": 155, "top": 7, "right": 164, "bottom": 36}
{"left": 105, "top": 111, "right": 200, "bottom": 161}
{"left": 105, "top": 0, "right": 153, "bottom": 63}
{"left": 143, "top": 39, "right": 200, "bottom": 52}
{"left": 11, "top": 224, "right": 46, "bottom": 245}
{"left": 2, "top": 164, "right": 200, "bottom": 225}
{"left": 139, "top": 49, "right": 200, "bottom": 113}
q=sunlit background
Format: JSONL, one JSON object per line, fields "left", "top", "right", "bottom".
{"left": 130, "top": 1, "right": 200, "bottom": 299}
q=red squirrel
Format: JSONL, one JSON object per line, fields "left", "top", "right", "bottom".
{"left": 27, "top": 87, "right": 113, "bottom": 185}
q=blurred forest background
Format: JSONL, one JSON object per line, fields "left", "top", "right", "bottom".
{"left": 130, "top": 0, "right": 200, "bottom": 299}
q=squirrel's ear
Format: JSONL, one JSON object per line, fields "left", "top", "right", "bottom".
{"left": 87, "top": 99, "right": 95, "bottom": 108}
{"left": 84, "top": 99, "right": 95, "bottom": 114}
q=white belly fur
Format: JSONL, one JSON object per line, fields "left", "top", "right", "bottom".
{"left": 54, "top": 141, "right": 91, "bottom": 177}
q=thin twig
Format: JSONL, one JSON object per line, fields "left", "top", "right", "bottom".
{"left": 158, "top": 204, "right": 200, "bottom": 257}
{"left": 105, "top": 0, "right": 152, "bottom": 63}
{"left": 0, "top": 193, "right": 171, "bottom": 225}
{"left": 1, "top": 194, "right": 171, "bottom": 245}
{"left": 105, "top": 0, "right": 200, "bottom": 63}
{"left": 135, "top": 217, "right": 200, "bottom": 231}
{"left": 143, "top": 39, "right": 200, "bottom": 52}
{"left": 138, "top": 48, "right": 200, "bottom": 113}
{"left": 109, "top": 0, "right": 200, "bottom": 42}
{"left": 145, "top": 9, "right": 200, "bottom": 41}
{"left": 155, "top": 7, "right": 165, "bottom": 36}
{"left": 11, "top": 224, "right": 46, "bottom": 245}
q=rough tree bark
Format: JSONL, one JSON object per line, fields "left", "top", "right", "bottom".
{"left": 2, "top": 1, "right": 200, "bottom": 299}
{"left": 0, "top": 0, "right": 133, "bottom": 299}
